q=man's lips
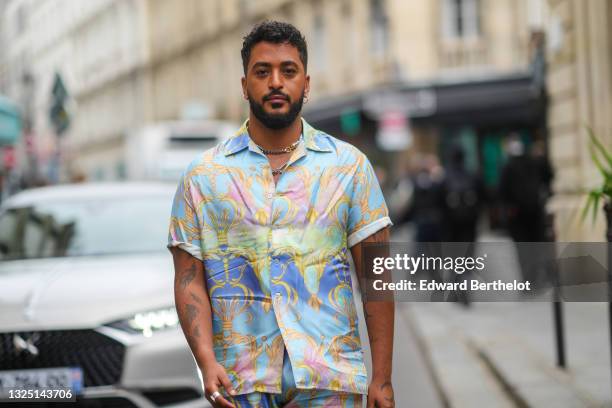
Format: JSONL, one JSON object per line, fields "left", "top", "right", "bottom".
{"left": 266, "top": 96, "right": 288, "bottom": 103}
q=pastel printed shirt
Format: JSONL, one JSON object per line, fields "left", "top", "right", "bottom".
{"left": 167, "top": 118, "right": 392, "bottom": 396}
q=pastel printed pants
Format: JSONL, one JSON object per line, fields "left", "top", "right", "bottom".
{"left": 227, "top": 349, "right": 363, "bottom": 407}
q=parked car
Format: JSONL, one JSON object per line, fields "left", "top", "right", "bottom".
{"left": 0, "top": 182, "right": 210, "bottom": 407}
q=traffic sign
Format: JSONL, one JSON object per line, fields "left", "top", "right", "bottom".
{"left": 49, "top": 73, "right": 70, "bottom": 135}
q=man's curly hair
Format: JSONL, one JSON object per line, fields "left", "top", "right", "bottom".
{"left": 241, "top": 20, "right": 308, "bottom": 75}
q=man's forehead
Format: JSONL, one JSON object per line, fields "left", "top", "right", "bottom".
{"left": 249, "top": 42, "right": 302, "bottom": 66}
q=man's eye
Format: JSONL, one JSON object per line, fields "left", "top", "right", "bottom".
{"left": 284, "top": 69, "right": 297, "bottom": 75}
{"left": 256, "top": 70, "right": 268, "bottom": 76}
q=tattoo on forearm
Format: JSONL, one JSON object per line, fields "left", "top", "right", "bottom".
{"left": 193, "top": 325, "right": 201, "bottom": 338}
{"left": 190, "top": 292, "right": 203, "bottom": 305}
{"left": 179, "top": 261, "right": 197, "bottom": 290}
{"left": 185, "top": 303, "right": 199, "bottom": 325}
{"left": 185, "top": 334, "right": 197, "bottom": 349}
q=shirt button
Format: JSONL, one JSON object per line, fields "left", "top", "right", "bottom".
{"left": 266, "top": 192, "right": 273, "bottom": 199}
{"left": 275, "top": 292, "right": 281, "bottom": 298}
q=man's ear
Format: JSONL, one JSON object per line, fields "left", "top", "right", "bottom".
{"left": 304, "top": 74, "right": 310, "bottom": 99}
{"left": 241, "top": 77, "right": 247, "bottom": 100}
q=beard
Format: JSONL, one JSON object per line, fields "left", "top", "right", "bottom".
{"left": 248, "top": 90, "right": 305, "bottom": 130}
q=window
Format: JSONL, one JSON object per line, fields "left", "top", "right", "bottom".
{"left": 0, "top": 195, "right": 174, "bottom": 260}
{"left": 343, "top": 0, "right": 357, "bottom": 67}
{"left": 313, "top": 6, "right": 326, "bottom": 71}
{"left": 370, "top": 0, "right": 389, "bottom": 56}
{"left": 441, "top": 0, "right": 481, "bottom": 39}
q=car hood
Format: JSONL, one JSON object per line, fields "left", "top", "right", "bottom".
{"left": 0, "top": 253, "right": 176, "bottom": 332}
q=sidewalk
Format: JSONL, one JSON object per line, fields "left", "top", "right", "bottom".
{"left": 407, "top": 302, "right": 610, "bottom": 407}
{"left": 391, "top": 226, "right": 611, "bottom": 407}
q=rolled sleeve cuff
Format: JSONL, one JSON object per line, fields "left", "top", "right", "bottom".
{"left": 167, "top": 241, "right": 203, "bottom": 261}
{"left": 347, "top": 216, "right": 393, "bottom": 248}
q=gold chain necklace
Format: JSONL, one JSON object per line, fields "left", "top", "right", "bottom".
{"left": 255, "top": 138, "right": 301, "bottom": 155}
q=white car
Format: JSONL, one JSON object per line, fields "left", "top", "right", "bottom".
{"left": 0, "top": 182, "right": 210, "bottom": 407}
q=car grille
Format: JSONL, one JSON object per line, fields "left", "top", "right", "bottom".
{"left": 0, "top": 329, "right": 125, "bottom": 387}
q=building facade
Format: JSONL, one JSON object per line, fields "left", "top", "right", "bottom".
{"left": 144, "top": 0, "right": 547, "bottom": 206}
{"left": 0, "top": 0, "right": 150, "bottom": 182}
{"left": 144, "top": 0, "right": 544, "bottom": 120}
{"left": 545, "top": 0, "right": 612, "bottom": 241}
{"left": 2, "top": 0, "right": 551, "bottom": 196}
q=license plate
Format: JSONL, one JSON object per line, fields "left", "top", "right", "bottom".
{"left": 0, "top": 367, "right": 83, "bottom": 395}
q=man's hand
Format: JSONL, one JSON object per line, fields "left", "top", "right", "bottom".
{"left": 367, "top": 376, "right": 395, "bottom": 408}
{"left": 202, "top": 360, "right": 236, "bottom": 408}
{"left": 169, "top": 247, "right": 236, "bottom": 408}
{"left": 350, "top": 226, "right": 395, "bottom": 408}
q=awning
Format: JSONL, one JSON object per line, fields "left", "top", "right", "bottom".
{"left": 304, "top": 71, "right": 545, "bottom": 130}
{"left": 0, "top": 95, "right": 22, "bottom": 146}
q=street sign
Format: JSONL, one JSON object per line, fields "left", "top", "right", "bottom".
{"left": 49, "top": 73, "right": 70, "bottom": 135}
{"left": 0, "top": 96, "right": 22, "bottom": 146}
{"left": 2, "top": 146, "right": 16, "bottom": 169}
{"left": 376, "top": 110, "right": 412, "bottom": 151}
{"left": 363, "top": 89, "right": 437, "bottom": 118}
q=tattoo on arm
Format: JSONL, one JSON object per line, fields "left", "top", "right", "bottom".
{"left": 185, "top": 304, "right": 199, "bottom": 325}
{"left": 357, "top": 229, "right": 390, "bottom": 330}
{"left": 193, "top": 325, "right": 201, "bottom": 338}
{"left": 190, "top": 292, "right": 203, "bottom": 305}
{"left": 185, "top": 334, "right": 197, "bottom": 348}
{"left": 179, "top": 261, "right": 197, "bottom": 290}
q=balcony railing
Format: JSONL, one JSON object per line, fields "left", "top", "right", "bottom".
{"left": 439, "top": 37, "right": 489, "bottom": 70}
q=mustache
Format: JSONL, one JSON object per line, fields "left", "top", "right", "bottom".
{"left": 263, "top": 91, "right": 290, "bottom": 101}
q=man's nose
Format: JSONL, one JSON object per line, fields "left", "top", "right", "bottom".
{"left": 268, "top": 69, "right": 283, "bottom": 89}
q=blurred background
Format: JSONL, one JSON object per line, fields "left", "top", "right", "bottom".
{"left": 0, "top": 0, "right": 610, "bottom": 240}
{"left": 0, "top": 1, "right": 611, "bottom": 407}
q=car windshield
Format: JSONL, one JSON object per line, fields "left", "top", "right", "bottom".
{"left": 0, "top": 194, "right": 172, "bottom": 260}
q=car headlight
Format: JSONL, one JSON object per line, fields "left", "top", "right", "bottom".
{"left": 106, "top": 306, "right": 179, "bottom": 337}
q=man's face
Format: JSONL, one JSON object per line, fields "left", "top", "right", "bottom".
{"left": 242, "top": 41, "right": 310, "bottom": 130}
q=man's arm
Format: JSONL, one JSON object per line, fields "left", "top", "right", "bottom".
{"left": 350, "top": 226, "right": 395, "bottom": 408}
{"left": 169, "top": 247, "right": 236, "bottom": 408}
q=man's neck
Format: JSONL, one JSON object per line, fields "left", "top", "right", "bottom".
{"left": 247, "top": 114, "right": 302, "bottom": 150}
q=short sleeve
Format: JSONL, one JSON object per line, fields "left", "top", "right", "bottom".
{"left": 167, "top": 173, "right": 203, "bottom": 260}
{"left": 347, "top": 154, "right": 393, "bottom": 247}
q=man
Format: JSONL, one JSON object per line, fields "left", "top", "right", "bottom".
{"left": 500, "top": 137, "right": 553, "bottom": 288}
{"left": 168, "top": 21, "right": 394, "bottom": 408}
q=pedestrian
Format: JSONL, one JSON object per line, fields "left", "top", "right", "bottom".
{"left": 499, "top": 136, "right": 554, "bottom": 287}
{"left": 167, "top": 21, "right": 394, "bottom": 408}
{"left": 500, "top": 137, "right": 551, "bottom": 243}
{"left": 398, "top": 154, "right": 446, "bottom": 242}
{"left": 442, "top": 147, "right": 485, "bottom": 305}
{"left": 443, "top": 147, "right": 484, "bottom": 243}
{"left": 396, "top": 155, "right": 448, "bottom": 301}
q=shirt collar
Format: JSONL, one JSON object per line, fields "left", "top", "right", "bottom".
{"left": 223, "top": 117, "right": 332, "bottom": 156}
